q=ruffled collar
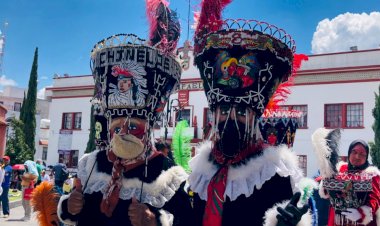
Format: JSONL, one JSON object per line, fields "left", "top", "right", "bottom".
{"left": 77, "top": 151, "right": 188, "bottom": 208}
{"left": 189, "top": 141, "right": 303, "bottom": 201}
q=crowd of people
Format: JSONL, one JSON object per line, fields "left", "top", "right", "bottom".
{"left": 0, "top": 156, "right": 73, "bottom": 221}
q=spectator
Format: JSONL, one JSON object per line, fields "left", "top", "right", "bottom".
{"left": 35, "top": 159, "right": 43, "bottom": 186}
{"left": 52, "top": 163, "right": 68, "bottom": 194}
{"left": 155, "top": 141, "right": 173, "bottom": 159}
{"left": 21, "top": 160, "right": 38, "bottom": 221}
{"left": 313, "top": 171, "right": 329, "bottom": 226}
{"left": 1, "top": 156, "right": 12, "bottom": 218}
{"left": 320, "top": 139, "right": 380, "bottom": 226}
{"left": 0, "top": 159, "right": 4, "bottom": 195}
{"left": 41, "top": 170, "right": 51, "bottom": 182}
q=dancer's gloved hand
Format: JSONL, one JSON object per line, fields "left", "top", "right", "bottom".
{"left": 341, "top": 208, "right": 361, "bottom": 222}
{"left": 128, "top": 197, "right": 157, "bottom": 226}
{"left": 67, "top": 178, "right": 84, "bottom": 215}
{"left": 276, "top": 192, "right": 309, "bottom": 226}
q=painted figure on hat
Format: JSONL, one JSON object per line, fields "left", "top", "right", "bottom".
{"left": 108, "top": 62, "right": 148, "bottom": 108}
{"left": 188, "top": 1, "right": 315, "bottom": 225}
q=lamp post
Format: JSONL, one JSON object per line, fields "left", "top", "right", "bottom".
{"left": 164, "top": 98, "right": 181, "bottom": 141}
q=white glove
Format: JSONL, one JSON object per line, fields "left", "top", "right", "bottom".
{"left": 341, "top": 208, "right": 361, "bottom": 222}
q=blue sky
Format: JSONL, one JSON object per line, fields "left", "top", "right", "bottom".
{"left": 0, "top": 0, "right": 380, "bottom": 98}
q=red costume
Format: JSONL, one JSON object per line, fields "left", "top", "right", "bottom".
{"left": 321, "top": 162, "right": 380, "bottom": 226}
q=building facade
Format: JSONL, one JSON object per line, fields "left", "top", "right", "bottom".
{"left": 44, "top": 46, "right": 380, "bottom": 176}
{"left": 0, "top": 86, "right": 50, "bottom": 160}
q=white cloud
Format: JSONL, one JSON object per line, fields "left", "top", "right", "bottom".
{"left": 312, "top": 12, "right": 380, "bottom": 54}
{"left": 0, "top": 75, "right": 17, "bottom": 86}
{"left": 37, "top": 87, "right": 46, "bottom": 99}
{"left": 40, "top": 76, "right": 48, "bottom": 80}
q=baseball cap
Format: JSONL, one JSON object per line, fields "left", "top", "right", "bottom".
{"left": 3, "top": 156, "right": 10, "bottom": 161}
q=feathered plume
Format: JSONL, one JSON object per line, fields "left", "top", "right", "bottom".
{"left": 30, "top": 182, "right": 60, "bottom": 226}
{"left": 171, "top": 120, "right": 192, "bottom": 172}
{"left": 311, "top": 128, "right": 341, "bottom": 179}
{"left": 266, "top": 54, "right": 308, "bottom": 110}
{"left": 146, "top": 0, "right": 180, "bottom": 53}
{"left": 194, "top": 0, "right": 232, "bottom": 36}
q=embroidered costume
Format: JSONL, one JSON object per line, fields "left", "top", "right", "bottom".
{"left": 189, "top": 0, "right": 312, "bottom": 225}
{"left": 57, "top": 1, "right": 194, "bottom": 225}
{"left": 313, "top": 133, "right": 380, "bottom": 226}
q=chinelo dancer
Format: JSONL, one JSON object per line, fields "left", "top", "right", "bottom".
{"left": 188, "top": 0, "right": 315, "bottom": 225}
{"left": 33, "top": 1, "right": 194, "bottom": 226}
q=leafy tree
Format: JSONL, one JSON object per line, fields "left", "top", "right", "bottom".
{"left": 5, "top": 118, "right": 33, "bottom": 164}
{"left": 85, "top": 105, "right": 96, "bottom": 153}
{"left": 22, "top": 47, "right": 38, "bottom": 154}
{"left": 370, "top": 85, "right": 380, "bottom": 168}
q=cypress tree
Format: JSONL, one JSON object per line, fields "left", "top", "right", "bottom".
{"left": 19, "top": 92, "right": 26, "bottom": 121}
{"left": 5, "top": 119, "right": 33, "bottom": 164}
{"left": 85, "top": 105, "right": 96, "bottom": 153}
{"left": 370, "top": 85, "right": 380, "bottom": 168}
{"left": 22, "top": 47, "right": 38, "bottom": 154}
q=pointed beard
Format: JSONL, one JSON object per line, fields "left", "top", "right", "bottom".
{"left": 110, "top": 134, "right": 145, "bottom": 160}
{"left": 216, "top": 120, "right": 247, "bottom": 157}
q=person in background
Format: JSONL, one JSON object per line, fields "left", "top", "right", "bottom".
{"left": 313, "top": 171, "right": 329, "bottom": 226}
{"left": 41, "top": 170, "right": 51, "bottom": 182}
{"left": 155, "top": 141, "right": 173, "bottom": 159}
{"left": 320, "top": 139, "right": 380, "bottom": 226}
{"left": 21, "top": 160, "right": 38, "bottom": 221}
{"left": 0, "top": 159, "right": 4, "bottom": 196}
{"left": 1, "top": 156, "right": 12, "bottom": 218}
{"left": 35, "top": 159, "right": 43, "bottom": 186}
{"left": 52, "top": 162, "right": 68, "bottom": 195}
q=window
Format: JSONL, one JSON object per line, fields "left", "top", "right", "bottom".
{"left": 176, "top": 109, "right": 191, "bottom": 125}
{"left": 280, "top": 105, "right": 308, "bottom": 128}
{"left": 74, "top": 113, "right": 82, "bottom": 129}
{"left": 324, "top": 103, "right": 363, "bottom": 128}
{"left": 62, "top": 112, "right": 82, "bottom": 130}
{"left": 42, "top": 147, "right": 48, "bottom": 161}
{"left": 58, "top": 150, "right": 79, "bottom": 168}
{"left": 298, "top": 155, "right": 307, "bottom": 176}
{"left": 14, "top": 102, "right": 21, "bottom": 112}
{"left": 203, "top": 108, "right": 213, "bottom": 139}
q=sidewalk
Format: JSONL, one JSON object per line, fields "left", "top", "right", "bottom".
{"left": 0, "top": 205, "right": 38, "bottom": 226}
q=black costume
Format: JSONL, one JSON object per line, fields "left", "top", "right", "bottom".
{"left": 58, "top": 151, "right": 193, "bottom": 226}
{"left": 189, "top": 142, "right": 311, "bottom": 226}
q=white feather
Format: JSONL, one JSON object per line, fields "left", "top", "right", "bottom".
{"left": 311, "top": 128, "right": 335, "bottom": 178}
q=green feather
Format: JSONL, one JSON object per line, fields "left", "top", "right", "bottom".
{"left": 171, "top": 120, "right": 192, "bottom": 172}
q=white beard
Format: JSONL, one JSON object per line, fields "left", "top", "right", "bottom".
{"left": 108, "top": 90, "right": 135, "bottom": 107}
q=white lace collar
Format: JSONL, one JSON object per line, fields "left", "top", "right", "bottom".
{"left": 188, "top": 142, "right": 304, "bottom": 201}
{"left": 77, "top": 151, "right": 188, "bottom": 208}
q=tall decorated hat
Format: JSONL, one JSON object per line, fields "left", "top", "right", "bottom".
{"left": 91, "top": 0, "right": 181, "bottom": 145}
{"left": 193, "top": 0, "right": 306, "bottom": 116}
{"left": 258, "top": 109, "right": 302, "bottom": 147}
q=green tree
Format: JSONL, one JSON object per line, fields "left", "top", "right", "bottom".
{"left": 5, "top": 119, "right": 32, "bottom": 164}
{"left": 85, "top": 105, "right": 96, "bottom": 153}
{"left": 22, "top": 47, "right": 38, "bottom": 154}
{"left": 370, "top": 85, "right": 380, "bottom": 168}
{"left": 19, "top": 92, "right": 26, "bottom": 121}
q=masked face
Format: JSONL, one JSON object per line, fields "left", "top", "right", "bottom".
{"left": 215, "top": 105, "right": 255, "bottom": 157}
{"left": 109, "top": 117, "right": 146, "bottom": 160}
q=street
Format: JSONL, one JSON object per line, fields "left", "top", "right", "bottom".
{"left": 0, "top": 205, "right": 38, "bottom": 226}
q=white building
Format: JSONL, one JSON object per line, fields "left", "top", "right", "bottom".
{"left": 45, "top": 75, "right": 93, "bottom": 168}
{"left": 44, "top": 46, "right": 380, "bottom": 176}
{"left": 0, "top": 85, "right": 50, "bottom": 161}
